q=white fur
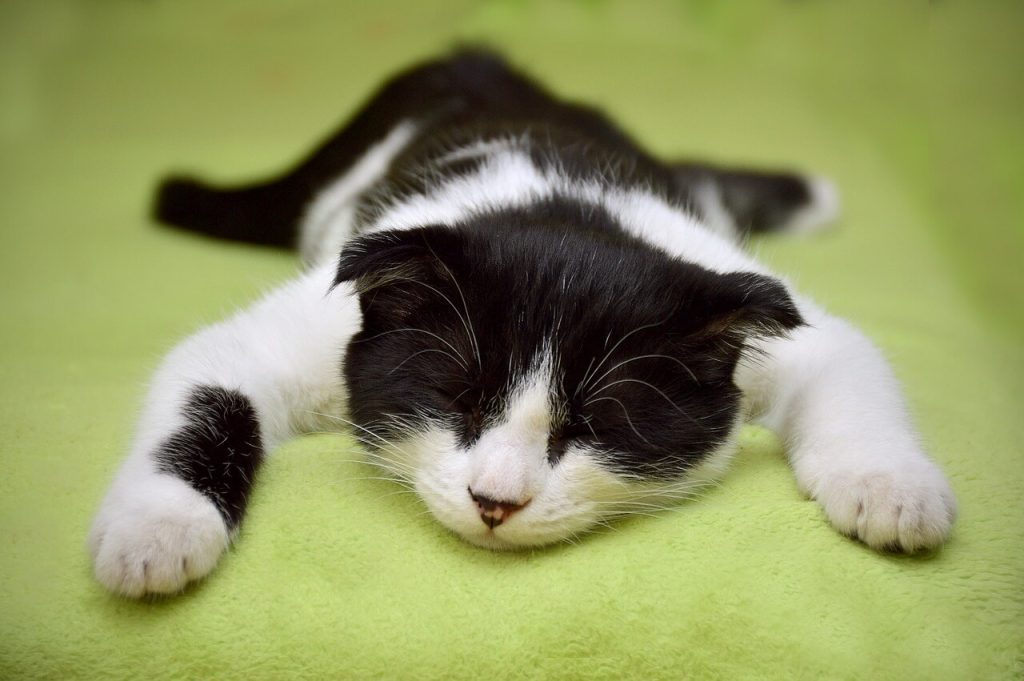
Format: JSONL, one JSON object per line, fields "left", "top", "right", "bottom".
{"left": 467, "top": 359, "right": 554, "bottom": 505}
{"left": 89, "top": 474, "right": 229, "bottom": 598}
{"left": 364, "top": 346, "right": 743, "bottom": 549}
{"left": 735, "top": 309, "right": 956, "bottom": 550}
{"left": 92, "top": 126, "right": 954, "bottom": 595}
{"left": 691, "top": 179, "right": 741, "bottom": 240}
{"left": 89, "top": 264, "right": 360, "bottom": 596}
{"left": 368, "top": 150, "right": 548, "bottom": 233}
{"left": 356, "top": 139, "right": 952, "bottom": 548}
{"left": 782, "top": 175, "right": 841, "bottom": 235}
{"left": 360, "top": 147, "right": 765, "bottom": 277}
{"left": 299, "top": 120, "right": 418, "bottom": 267}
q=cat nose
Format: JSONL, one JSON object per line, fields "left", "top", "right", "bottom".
{"left": 468, "top": 488, "right": 529, "bottom": 529}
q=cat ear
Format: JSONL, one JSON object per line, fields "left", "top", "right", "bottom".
{"left": 675, "top": 270, "right": 805, "bottom": 345}
{"left": 333, "top": 226, "right": 469, "bottom": 326}
{"left": 333, "top": 226, "right": 466, "bottom": 293}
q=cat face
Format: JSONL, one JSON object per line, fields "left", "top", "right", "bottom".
{"left": 336, "top": 209, "right": 801, "bottom": 548}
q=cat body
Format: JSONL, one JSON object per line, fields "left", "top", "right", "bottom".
{"left": 89, "top": 52, "right": 955, "bottom": 597}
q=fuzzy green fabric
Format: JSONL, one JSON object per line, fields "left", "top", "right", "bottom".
{"left": 1, "top": 1, "right": 1022, "bottom": 679}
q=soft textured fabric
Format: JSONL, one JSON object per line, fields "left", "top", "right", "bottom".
{"left": 1, "top": 1, "right": 1021, "bottom": 679}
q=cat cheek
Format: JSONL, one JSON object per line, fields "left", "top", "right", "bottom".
{"left": 409, "top": 440, "right": 485, "bottom": 537}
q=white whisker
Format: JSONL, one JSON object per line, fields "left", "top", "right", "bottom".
{"left": 577, "top": 315, "right": 673, "bottom": 394}
{"left": 583, "top": 395, "right": 655, "bottom": 447}
{"left": 585, "top": 377, "right": 711, "bottom": 428}
{"left": 388, "top": 347, "right": 468, "bottom": 375}
{"left": 353, "top": 326, "right": 470, "bottom": 371}
{"left": 587, "top": 353, "right": 698, "bottom": 390}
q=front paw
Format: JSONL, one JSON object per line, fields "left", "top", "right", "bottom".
{"left": 88, "top": 475, "right": 229, "bottom": 597}
{"left": 814, "top": 460, "right": 957, "bottom": 552}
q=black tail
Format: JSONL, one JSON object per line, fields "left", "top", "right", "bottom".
{"left": 148, "top": 50, "right": 563, "bottom": 251}
{"left": 152, "top": 176, "right": 301, "bottom": 248}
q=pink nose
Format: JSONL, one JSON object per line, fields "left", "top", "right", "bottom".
{"left": 468, "top": 488, "right": 529, "bottom": 529}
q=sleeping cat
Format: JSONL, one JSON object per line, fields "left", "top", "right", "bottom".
{"left": 89, "top": 51, "right": 956, "bottom": 597}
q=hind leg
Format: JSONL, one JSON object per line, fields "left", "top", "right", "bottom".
{"left": 672, "top": 162, "right": 840, "bottom": 240}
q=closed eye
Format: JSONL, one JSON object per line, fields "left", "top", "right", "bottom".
{"left": 432, "top": 385, "right": 484, "bottom": 442}
{"left": 547, "top": 419, "right": 600, "bottom": 466}
{"left": 437, "top": 385, "right": 476, "bottom": 411}
{"left": 547, "top": 433, "right": 570, "bottom": 466}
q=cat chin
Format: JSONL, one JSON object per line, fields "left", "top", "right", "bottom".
{"left": 452, "top": 526, "right": 569, "bottom": 551}
{"left": 439, "top": 507, "right": 610, "bottom": 551}
{"left": 410, "top": 439, "right": 731, "bottom": 550}
{"left": 410, "top": 450, "right": 616, "bottom": 549}
{"left": 414, "top": 476, "right": 604, "bottom": 551}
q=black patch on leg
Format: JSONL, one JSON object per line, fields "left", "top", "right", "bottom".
{"left": 154, "top": 386, "right": 264, "bottom": 530}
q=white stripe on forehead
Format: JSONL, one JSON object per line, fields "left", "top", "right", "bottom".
{"left": 497, "top": 346, "right": 557, "bottom": 431}
{"left": 300, "top": 120, "right": 419, "bottom": 266}
{"left": 467, "top": 347, "right": 556, "bottom": 504}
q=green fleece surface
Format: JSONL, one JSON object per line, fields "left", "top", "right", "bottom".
{"left": 1, "top": 1, "right": 1022, "bottom": 679}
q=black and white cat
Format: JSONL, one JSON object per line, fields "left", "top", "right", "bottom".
{"left": 89, "top": 51, "right": 956, "bottom": 597}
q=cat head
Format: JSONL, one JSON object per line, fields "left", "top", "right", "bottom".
{"left": 334, "top": 205, "right": 802, "bottom": 549}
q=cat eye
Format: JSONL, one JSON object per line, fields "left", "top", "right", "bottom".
{"left": 547, "top": 433, "right": 569, "bottom": 465}
{"left": 547, "top": 422, "right": 596, "bottom": 465}
{"left": 430, "top": 385, "right": 483, "bottom": 440}
{"left": 433, "top": 384, "right": 475, "bottom": 409}
{"left": 463, "top": 405, "right": 483, "bottom": 439}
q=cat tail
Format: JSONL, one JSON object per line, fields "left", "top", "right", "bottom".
{"left": 153, "top": 176, "right": 303, "bottom": 248}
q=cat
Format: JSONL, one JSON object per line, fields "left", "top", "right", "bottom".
{"left": 89, "top": 50, "right": 956, "bottom": 598}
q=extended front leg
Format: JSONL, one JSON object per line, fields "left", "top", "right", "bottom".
{"left": 736, "top": 300, "right": 956, "bottom": 551}
{"left": 89, "top": 264, "right": 359, "bottom": 597}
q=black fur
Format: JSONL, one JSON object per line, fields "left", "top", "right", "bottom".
{"left": 152, "top": 50, "right": 807, "bottom": 496}
{"left": 154, "top": 386, "right": 264, "bottom": 529}
{"left": 154, "top": 50, "right": 819, "bottom": 246}
{"left": 335, "top": 198, "right": 803, "bottom": 478}
{"left": 672, "top": 163, "right": 815, "bottom": 236}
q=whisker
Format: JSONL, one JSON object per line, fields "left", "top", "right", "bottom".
{"left": 376, "top": 268, "right": 481, "bottom": 372}
{"left": 388, "top": 347, "right": 468, "bottom": 375}
{"left": 352, "top": 326, "right": 470, "bottom": 370}
{"left": 427, "top": 249, "right": 483, "bottom": 371}
{"left": 303, "top": 410, "right": 421, "bottom": 476}
{"left": 306, "top": 410, "right": 411, "bottom": 452}
{"left": 585, "top": 378, "right": 708, "bottom": 428}
{"left": 578, "top": 314, "right": 674, "bottom": 394}
{"left": 582, "top": 395, "right": 655, "bottom": 447}
{"left": 586, "top": 353, "right": 698, "bottom": 391}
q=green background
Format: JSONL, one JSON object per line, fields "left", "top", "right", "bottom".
{"left": 1, "top": 1, "right": 1022, "bottom": 679}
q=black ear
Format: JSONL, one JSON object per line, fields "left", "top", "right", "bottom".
{"left": 333, "top": 226, "right": 467, "bottom": 292}
{"left": 677, "top": 270, "right": 805, "bottom": 345}
{"left": 333, "top": 226, "right": 469, "bottom": 326}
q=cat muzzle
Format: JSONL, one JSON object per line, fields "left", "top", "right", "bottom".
{"left": 468, "top": 488, "right": 530, "bottom": 528}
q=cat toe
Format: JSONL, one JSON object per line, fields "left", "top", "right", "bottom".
{"left": 816, "top": 463, "right": 956, "bottom": 553}
{"left": 89, "top": 476, "right": 229, "bottom": 597}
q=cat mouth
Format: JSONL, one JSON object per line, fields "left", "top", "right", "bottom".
{"left": 454, "top": 511, "right": 585, "bottom": 551}
{"left": 471, "top": 492, "right": 532, "bottom": 529}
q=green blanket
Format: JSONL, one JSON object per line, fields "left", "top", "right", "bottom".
{"left": 2, "top": 1, "right": 1021, "bottom": 679}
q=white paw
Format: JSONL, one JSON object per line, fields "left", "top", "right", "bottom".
{"left": 784, "top": 175, "right": 841, "bottom": 235}
{"left": 88, "top": 475, "right": 230, "bottom": 597}
{"left": 814, "top": 460, "right": 956, "bottom": 552}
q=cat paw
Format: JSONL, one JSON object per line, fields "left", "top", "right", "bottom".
{"left": 782, "top": 175, "right": 841, "bottom": 235}
{"left": 88, "top": 475, "right": 229, "bottom": 598}
{"left": 815, "top": 461, "right": 956, "bottom": 552}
